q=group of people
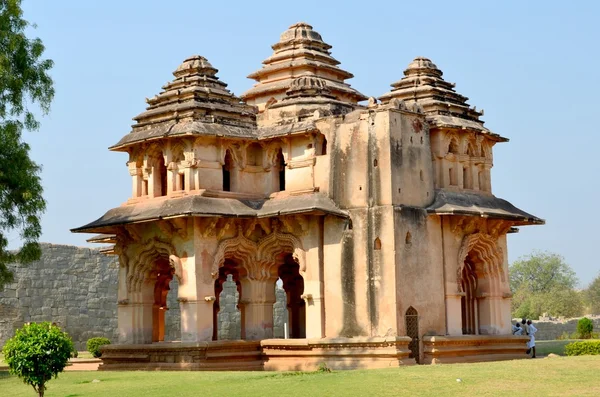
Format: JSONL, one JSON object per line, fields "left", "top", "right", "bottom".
{"left": 512, "top": 318, "right": 537, "bottom": 358}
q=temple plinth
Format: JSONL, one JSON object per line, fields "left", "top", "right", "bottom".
{"left": 73, "top": 23, "right": 541, "bottom": 370}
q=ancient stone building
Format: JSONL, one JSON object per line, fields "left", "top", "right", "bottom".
{"left": 73, "top": 22, "right": 543, "bottom": 369}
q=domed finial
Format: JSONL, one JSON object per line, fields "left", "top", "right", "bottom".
{"left": 289, "top": 21, "right": 313, "bottom": 29}
{"left": 404, "top": 56, "right": 442, "bottom": 77}
{"left": 173, "top": 55, "right": 218, "bottom": 78}
{"left": 279, "top": 22, "right": 324, "bottom": 44}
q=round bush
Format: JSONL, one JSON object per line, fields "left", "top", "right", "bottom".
{"left": 577, "top": 317, "right": 594, "bottom": 339}
{"left": 86, "top": 337, "right": 111, "bottom": 358}
{"left": 2, "top": 322, "right": 74, "bottom": 397}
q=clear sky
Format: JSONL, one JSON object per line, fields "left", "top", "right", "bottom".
{"left": 13, "top": 0, "right": 599, "bottom": 285}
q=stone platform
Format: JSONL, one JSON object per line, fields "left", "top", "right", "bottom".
{"left": 99, "top": 337, "right": 414, "bottom": 371}
{"left": 422, "top": 335, "right": 530, "bottom": 364}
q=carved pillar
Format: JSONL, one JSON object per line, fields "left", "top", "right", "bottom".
{"left": 129, "top": 283, "right": 155, "bottom": 344}
{"left": 240, "top": 275, "right": 277, "bottom": 340}
{"left": 179, "top": 236, "right": 215, "bottom": 342}
{"left": 301, "top": 218, "right": 325, "bottom": 339}
{"left": 128, "top": 162, "right": 142, "bottom": 198}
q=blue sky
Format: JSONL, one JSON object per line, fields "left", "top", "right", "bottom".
{"left": 14, "top": 0, "right": 599, "bottom": 285}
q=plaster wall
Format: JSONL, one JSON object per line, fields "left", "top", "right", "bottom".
{"left": 394, "top": 211, "right": 446, "bottom": 337}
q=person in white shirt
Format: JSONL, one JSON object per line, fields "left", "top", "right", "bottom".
{"left": 527, "top": 320, "right": 537, "bottom": 358}
{"left": 512, "top": 322, "right": 523, "bottom": 335}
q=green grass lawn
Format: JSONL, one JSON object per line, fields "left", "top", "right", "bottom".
{"left": 535, "top": 339, "right": 584, "bottom": 356}
{"left": 1, "top": 356, "right": 599, "bottom": 397}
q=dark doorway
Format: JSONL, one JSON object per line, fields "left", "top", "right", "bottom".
{"left": 276, "top": 148, "right": 286, "bottom": 191}
{"left": 278, "top": 254, "right": 305, "bottom": 338}
{"left": 461, "top": 256, "right": 478, "bottom": 335}
{"left": 405, "top": 306, "right": 419, "bottom": 363}
{"left": 152, "top": 258, "right": 174, "bottom": 342}
{"left": 223, "top": 150, "right": 233, "bottom": 191}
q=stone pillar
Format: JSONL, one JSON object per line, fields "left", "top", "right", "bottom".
{"left": 128, "top": 162, "right": 142, "bottom": 198}
{"left": 445, "top": 293, "right": 463, "bottom": 336}
{"left": 302, "top": 218, "right": 325, "bottom": 338}
{"left": 178, "top": 250, "right": 215, "bottom": 342}
{"left": 130, "top": 286, "right": 154, "bottom": 344}
{"left": 240, "top": 277, "right": 277, "bottom": 340}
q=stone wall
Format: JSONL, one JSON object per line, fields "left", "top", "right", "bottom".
{"left": 0, "top": 244, "right": 119, "bottom": 350}
{"left": 0, "top": 243, "right": 289, "bottom": 350}
{"left": 512, "top": 316, "right": 600, "bottom": 340}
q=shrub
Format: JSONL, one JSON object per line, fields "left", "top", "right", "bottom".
{"left": 577, "top": 317, "right": 594, "bottom": 339}
{"left": 86, "top": 337, "right": 111, "bottom": 358}
{"left": 2, "top": 322, "right": 74, "bottom": 397}
{"left": 316, "top": 362, "right": 331, "bottom": 373}
{"left": 565, "top": 340, "right": 600, "bottom": 356}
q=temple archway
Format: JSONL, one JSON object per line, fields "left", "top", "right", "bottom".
{"left": 457, "top": 233, "right": 505, "bottom": 335}
{"left": 460, "top": 255, "right": 478, "bottom": 335}
{"left": 277, "top": 254, "right": 305, "bottom": 339}
{"left": 152, "top": 257, "right": 175, "bottom": 342}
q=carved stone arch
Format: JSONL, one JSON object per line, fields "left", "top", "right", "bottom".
{"left": 480, "top": 140, "right": 491, "bottom": 159}
{"left": 170, "top": 141, "right": 186, "bottom": 163}
{"left": 211, "top": 226, "right": 257, "bottom": 278}
{"left": 145, "top": 142, "right": 165, "bottom": 164}
{"left": 457, "top": 232, "right": 504, "bottom": 292}
{"left": 257, "top": 229, "right": 306, "bottom": 274}
{"left": 220, "top": 142, "right": 242, "bottom": 166}
{"left": 444, "top": 133, "right": 460, "bottom": 155}
{"left": 169, "top": 255, "right": 184, "bottom": 284}
{"left": 266, "top": 142, "right": 287, "bottom": 166}
{"left": 466, "top": 140, "right": 476, "bottom": 156}
{"left": 127, "top": 238, "right": 179, "bottom": 292}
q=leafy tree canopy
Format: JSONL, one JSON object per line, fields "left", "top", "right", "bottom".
{"left": 2, "top": 322, "right": 74, "bottom": 397}
{"left": 510, "top": 251, "right": 578, "bottom": 293}
{"left": 510, "top": 251, "right": 583, "bottom": 319}
{"left": 0, "top": 0, "right": 53, "bottom": 288}
{"left": 584, "top": 274, "right": 600, "bottom": 315}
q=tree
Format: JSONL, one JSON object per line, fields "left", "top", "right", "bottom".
{"left": 0, "top": 0, "right": 53, "bottom": 289}
{"left": 510, "top": 251, "right": 583, "bottom": 318}
{"left": 584, "top": 274, "right": 600, "bottom": 314}
{"left": 2, "top": 322, "right": 74, "bottom": 397}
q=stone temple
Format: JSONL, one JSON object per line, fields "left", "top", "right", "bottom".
{"left": 72, "top": 22, "right": 543, "bottom": 370}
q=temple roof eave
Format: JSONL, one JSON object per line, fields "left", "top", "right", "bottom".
{"left": 70, "top": 193, "right": 348, "bottom": 234}
{"left": 426, "top": 115, "right": 509, "bottom": 142}
{"left": 108, "top": 120, "right": 321, "bottom": 151}
{"left": 425, "top": 189, "right": 545, "bottom": 226}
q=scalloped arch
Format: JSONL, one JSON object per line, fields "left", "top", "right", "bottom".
{"left": 457, "top": 232, "right": 504, "bottom": 292}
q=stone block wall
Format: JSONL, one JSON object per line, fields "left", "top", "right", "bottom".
{"left": 0, "top": 244, "right": 119, "bottom": 350}
{"left": 512, "top": 316, "right": 600, "bottom": 340}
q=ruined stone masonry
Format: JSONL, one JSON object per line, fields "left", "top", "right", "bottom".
{"left": 69, "top": 22, "right": 543, "bottom": 369}
{"left": 0, "top": 244, "right": 120, "bottom": 351}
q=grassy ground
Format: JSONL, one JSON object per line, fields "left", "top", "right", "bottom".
{"left": 535, "top": 339, "right": 583, "bottom": 356}
{"left": 1, "top": 356, "right": 599, "bottom": 397}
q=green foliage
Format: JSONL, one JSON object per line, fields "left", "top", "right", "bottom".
{"left": 565, "top": 340, "right": 600, "bottom": 356}
{"left": 0, "top": 0, "right": 53, "bottom": 289}
{"left": 510, "top": 252, "right": 583, "bottom": 318}
{"left": 86, "top": 337, "right": 111, "bottom": 358}
{"left": 577, "top": 317, "right": 594, "bottom": 339}
{"left": 316, "top": 362, "right": 331, "bottom": 373}
{"left": 2, "top": 322, "right": 73, "bottom": 397}
{"left": 584, "top": 274, "right": 600, "bottom": 314}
